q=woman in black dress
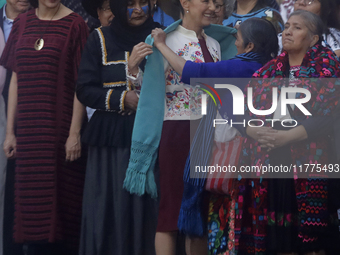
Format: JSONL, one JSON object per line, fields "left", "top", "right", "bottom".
{"left": 76, "top": 0, "right": 160, "bottom": 254}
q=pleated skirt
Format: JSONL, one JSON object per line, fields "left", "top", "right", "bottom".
{"left": 79, "top": 146, "right": 159, "bottom": 255}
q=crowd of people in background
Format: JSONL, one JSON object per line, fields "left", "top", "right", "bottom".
{"left": 0, "top": 0, "right": 340, "bottom": 255}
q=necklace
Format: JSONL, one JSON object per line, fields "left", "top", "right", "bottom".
{"left": 34, "top": 4, "right": 61, "bottom": 51}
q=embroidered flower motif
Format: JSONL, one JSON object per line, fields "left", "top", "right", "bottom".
{"left": 208, "top": 221, "right": 219, "bottom": 238}
{"left": 208, "top": 237, "right": 215, "bottom": 250}
{"left": 228, "top": 230, "right": 235, "bottom": 240}
{"left": 228, "top": 240, "right": 234, "bottom": 250}
{"left": 220, "top": 236, "right": 227, "bottom": 249}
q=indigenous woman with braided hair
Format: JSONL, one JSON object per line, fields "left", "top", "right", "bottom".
{"left": 76, "top": 0, "right": 160, "bottom": 254}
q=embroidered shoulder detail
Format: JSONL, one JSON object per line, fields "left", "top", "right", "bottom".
{"left": 103, "top": 81, "right": 127, "bottom": 88}
{"left": 96, "top": 28, "right": 130, "bottom": 66}
{"left": 96, "top": 28, "right": 131, "bottom": 91}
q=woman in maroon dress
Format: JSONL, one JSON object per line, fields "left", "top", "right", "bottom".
{"left": 0, "top": 0, "right": 88, "bottom": 254}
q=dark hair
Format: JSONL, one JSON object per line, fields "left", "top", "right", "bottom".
{"left": 317, "top": 0, "right": 340, "bottom": 30}
{"left": 174, "top": 0, "right": 184, "bottom": 15}
{"left": 234, "top": 0, "right": 267, "bottom": 12}
{"left": 289, "top": 10, "right": 324, "bottom": 44}
{"left": 29, "top": 0, "right": 38, "bottom": 8}
{"left": 110, "top": 0, "right": 153, "bottom": 26}
{"left": 238, "top": 18, "right": 278, "bottom": 64}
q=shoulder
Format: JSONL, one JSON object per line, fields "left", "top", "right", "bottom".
{"left": 318, "top": 45, "right": 339, "bottom": 62}
{"left": 67, "top": 12, "right": 87, "bottom": 27}
{"left": 87, "top": 28, "right": 103, "bottom": 46}
{"left": 325, "top": 28, "right": 340, "bottom": 50}
{"left": 253, "top": 58, "right": 277, "bottom": 78}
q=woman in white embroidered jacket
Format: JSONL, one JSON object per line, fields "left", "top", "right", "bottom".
{"left": 129, "top": 0, "right": 221, "bottom": 254}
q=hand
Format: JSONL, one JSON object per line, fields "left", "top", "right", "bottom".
{"left": 124, "top": 91, "right": 139, "bottom": 112}
{"left": 246, "top": 126, "right": 278, "bottom": 152}
{"left": 151, "top": 28, "right": 166, "bottom": 48}
{"left": 257, "top": 130, "right": 290, "bottom": 150}
{"left": 65, "top": 133, "right": 81, "bottom": 162}
{"left": 246, "top": 126, "right": 277, "bottom": 141}
{"left": 3, "top": 133, "right": 16, "bottom": 159}
{"left": 128, "top": 42, "right": 153, "bottom": 76}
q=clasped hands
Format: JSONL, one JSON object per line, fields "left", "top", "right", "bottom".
{"left": 246, "top": 126, "right": 291, "bottom": 152}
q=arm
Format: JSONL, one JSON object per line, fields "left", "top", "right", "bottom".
{"left": 151, "top": 28, "right": 186, "bottom": 76}
{"left": 256, "top": 125, "right": 308, "bottom": 149}
{"left": 127, "top": 42, "right": 153, "bottom": 90}
{"left": 0, "top": 28, "right": 6, "bottom": 95}
{"left": 76, "top": 32, "right": 130, "bottom": 112}
{"left": 3, "top": 72, "right": 17, "bottom": 159}
{"left": 151, "top": 28, "right": 236, "bottom": 83}
{"left": 65, "top": 94, "right": 86, "bottom": 161}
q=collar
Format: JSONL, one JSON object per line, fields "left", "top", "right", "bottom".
{"left": 3, "top": 4, "right": 14, "bottom": 23}
{"left": 176, "top": 25, "right": 207, "bottom": 40}
{"left": 230, "top": 52, "right": 262, "bottom": 63}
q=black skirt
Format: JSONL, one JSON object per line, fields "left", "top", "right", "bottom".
{"left": 266, "top": 122, "right": 299, "bottom": 253}
{"left": 79, "top": 146, "right": 159, "bottom": 255}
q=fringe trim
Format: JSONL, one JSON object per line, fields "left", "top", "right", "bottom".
{"left": 120, "top": 90, "right": 128, "bottom": 111}
{"left": 123, "top": 168, "right": 146, "bottom": 197}
{"left": 96, "top": 28, "right": 129, "bottom": 66}
{"left": 177, "top": 184, "right": 206, "bottom": 237}
{"left": 103, "top": 81, "right": 126, "bottom": 88}
{"left": 105, "top": 89, "right": 113, "bottom": 110}
{"left": 125, "top": 56, "right": 131, "bottom": 91}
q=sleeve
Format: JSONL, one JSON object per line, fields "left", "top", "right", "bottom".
{"left": 126, "top": 67, "right": 143, "bottom": 90}
{"left": 0, "top": 28, "right": 6, "bottom": 95}
{"left": 299, "top": 116, "right": 333, "bottom": 138}
{"left": 181, "top": 60, "right": 234, "bottom": 84}
{"left": 76, "top": 30, "right": 127, "bottom": 111}
{"left": 72, "top": 17, "right": 89, "bottom": 82}
{"left": 326, "top": 28, "right": 340, "bottom": 52}
{"left": 0, "top": 16, "right": 20, "bottom": 72}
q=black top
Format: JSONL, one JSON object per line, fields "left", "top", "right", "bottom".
{"left": 77, "top": 26, "right": 137, "bottom": 147}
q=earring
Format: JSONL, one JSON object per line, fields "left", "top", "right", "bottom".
{"left": 186, "top": 10, "right": 189, "bottom": 13}
{"left": 154, "top": 4, "right": 157, "bottom": 9}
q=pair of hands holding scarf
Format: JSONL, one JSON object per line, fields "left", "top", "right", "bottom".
{"left": 246, "top": 125, "right": 308, "bottom": 151}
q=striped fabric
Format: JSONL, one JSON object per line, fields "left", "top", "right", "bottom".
{"left": 205, "top": 137, "right": 243, "bottom": 194}
{"left": 0, "top": 9, "right": 88, "bottom": 248}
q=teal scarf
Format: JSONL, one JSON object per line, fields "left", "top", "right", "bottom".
{"left": 123, "top": 20, "right": 237, "bottom": 198}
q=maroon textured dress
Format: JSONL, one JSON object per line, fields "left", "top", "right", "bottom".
{"left": 0, "top": 9, "right": 88, "bottom": 248}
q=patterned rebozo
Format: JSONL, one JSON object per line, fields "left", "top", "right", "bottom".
{"left": 235, "top": 43, "right": 340, "bottom": 254}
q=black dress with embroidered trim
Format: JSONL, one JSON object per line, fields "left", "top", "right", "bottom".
{"left": 76, "top": 26, "right": 159, "bottom": 255}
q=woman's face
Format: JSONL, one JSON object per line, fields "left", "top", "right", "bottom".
{"left": 211, "top": 0, "right": 225, "bottom": 25}
{"left": 127, "top": 0, "right": 152, "bottom": 26}
{"left": 97, "top": 0, "right": 114, "bottom": 27}
{"left": 183, "top": 0, "right": 217, "bottom": 28}
{"left": 38, "top": 0, "right": 61, "bottom": 9}
{"left": 294, "top": 0, "right": 321, "bottom": 16}
{"left": 235, "top": 30, "right": 246, "bottom": 55}
{"left": 282, "top": 15, "right": 316, "bottom": 54}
